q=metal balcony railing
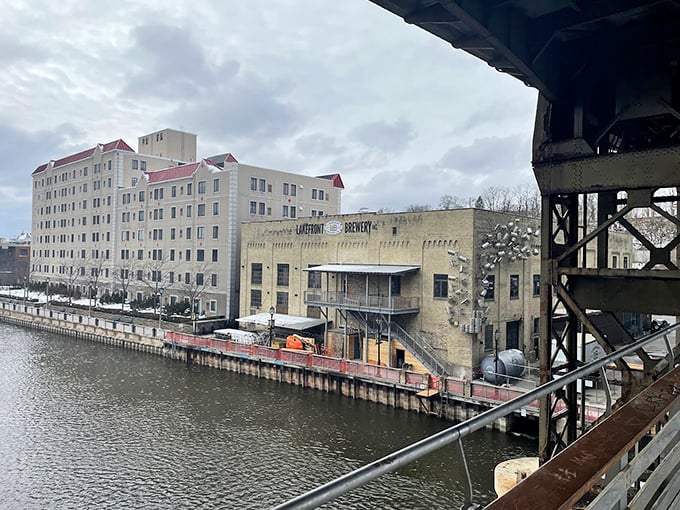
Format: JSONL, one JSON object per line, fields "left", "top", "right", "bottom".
{"left": 304, "top": 291, "right": 420, "bottom": 313}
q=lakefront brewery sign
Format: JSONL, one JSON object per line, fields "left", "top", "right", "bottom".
{"left": 296, "top": 219, "right": 373, "bottom": 236}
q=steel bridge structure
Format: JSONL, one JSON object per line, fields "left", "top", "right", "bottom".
{"left": 367, "top": 0, "right": 680, "bottom": 462}
{"left": 274, "top": 1, "right": 680, "bottom": 508}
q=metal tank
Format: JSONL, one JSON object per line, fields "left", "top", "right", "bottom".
{"left": 480, "top": 349, "right": 527, "bottom": 385}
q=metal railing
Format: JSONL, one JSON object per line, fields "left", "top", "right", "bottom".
{"left": 389, "top": 321, "right": 454, "bottom": 377}
{"left": 304, "top": 291, "right": 420, "bottom": 313}
{"left": 272, "top": 323, "right": 680, "bottom": 510}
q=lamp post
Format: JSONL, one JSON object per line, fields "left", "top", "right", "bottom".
{"left": 157, "top": 288, "right": 165, "bottom": 332}
{"left": 268, "top": 306, "right": 276, "bottom": 346}
{"left": 23, "top": 277, "right": 27, "bottom": 306}
{"left": 88, "top": 280, "right": 94, "bottom": 317}
{"left": 46, "top": 278, "right": 50, "bottom": 307}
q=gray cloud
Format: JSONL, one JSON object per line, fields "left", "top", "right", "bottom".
{"left": 350, "top": 119, "right": 416, "bottom": 153}
{"left": 0, "top": 123, "right": 84, "bottom": 236}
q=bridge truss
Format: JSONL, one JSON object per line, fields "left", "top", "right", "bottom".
{"left": 368, "top": 0, "right": 680, "bottom": 459}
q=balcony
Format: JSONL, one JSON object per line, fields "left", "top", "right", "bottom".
{"left": 304, "top": 291, "right": 420, "bottom": 314}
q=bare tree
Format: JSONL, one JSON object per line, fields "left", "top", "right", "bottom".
{"left": 139, "top": 255, "right": 173, "bottom": 314}
{"left": 511, "top": 183, "right": 541, "bottom": 217}
{"left": 176, "top": 261, "right": 215, "bottom": 333}
{"left": 439, "top": 194, "right": 468, "bottom": 210}
{"left": 405, "top": 204, "right": 432, "bottom": 212}
{"left": 113, "top": 257, "right": 139, "bottom": 312}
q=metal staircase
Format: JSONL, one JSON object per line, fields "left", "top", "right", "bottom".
{"left": 348, "top": 310, "right": 452, "bottom": 377}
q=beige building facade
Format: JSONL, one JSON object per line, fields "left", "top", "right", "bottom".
{"left": 30, "top": 129, "right": 343, "bottom": 320}
{"left": 239, "top": 209, "right": 542, "bottom": 377}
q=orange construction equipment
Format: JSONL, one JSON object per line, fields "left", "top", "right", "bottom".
{"left": 285, "top": 334, "right": 319, "bottom": 354}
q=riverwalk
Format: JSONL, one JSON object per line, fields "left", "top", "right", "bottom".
{"left": 0, "top": 298, "right": 606, "bottom": 432}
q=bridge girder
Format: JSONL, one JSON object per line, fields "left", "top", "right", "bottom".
{"left": 370, "top": 0, "right": 680, "bottom": 461}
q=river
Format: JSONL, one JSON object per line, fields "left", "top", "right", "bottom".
{"left": 0, "top": 322, "right": 536, "bottom": 509}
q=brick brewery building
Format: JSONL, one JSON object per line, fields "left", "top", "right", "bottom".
{"left": 239, "top": 208, "right": 542, "bottom": 378}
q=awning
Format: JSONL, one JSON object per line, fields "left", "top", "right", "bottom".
{"left": 303, "top": 264, "right": 419, "bottom": 275}
{"left": 236, "top": 313, "right": 326, "bottom": 330}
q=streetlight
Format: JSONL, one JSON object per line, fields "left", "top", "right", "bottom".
{"left": 23, "top": 277, "right": 27, "bottom": 306}
{"left": 157, "top": 288, "right": 165, "bottom": 332}
{"left": 88, "top": 280, "right": 94, "bottom": 317}
{"left": 268, "top": 306, "right": 276, "bottom": 346}
{"left": 46, "top": 278, "right": 50, "bottom": 307}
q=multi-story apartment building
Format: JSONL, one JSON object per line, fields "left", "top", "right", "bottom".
{"left": 30, "top": 129, "right": 343, "bottom": 319}
{"left": 239, "top": 209, "right": 542, "bottom": 377}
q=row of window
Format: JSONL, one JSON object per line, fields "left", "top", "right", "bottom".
{"left": 35, "top": 162, "right": 114, "bottom": 189}
{"left": 433, "top": 274, "right": 541, "bottom": 300}
{"left": 250, "top": 263, "right": 323, "bottom": 288}
{"left": 247, "top": 177, "right": 328, "bottom": 201}
{"left": 118, "top": 268, "right": 219, "bottom": 287}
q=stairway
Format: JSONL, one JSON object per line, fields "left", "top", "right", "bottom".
{"left": 348, "top": 310, "right": 452, "bottom": 377}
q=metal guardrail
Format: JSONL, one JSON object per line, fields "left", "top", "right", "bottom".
{"left": 272, "top": 323, "right": 680, "bottom": 510}
{"left": 304, "top": 291, "right": 420, "bottom": 312}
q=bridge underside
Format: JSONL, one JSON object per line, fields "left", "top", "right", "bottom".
{"left": 370, "top": 0, "right": 680, "bottom": 460}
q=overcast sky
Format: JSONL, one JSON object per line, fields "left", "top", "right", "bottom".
{"left": 1, "top": 0, "right": 538, "bottom": 238}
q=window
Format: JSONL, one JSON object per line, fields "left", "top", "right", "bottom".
{"left": 140, "top": 161, "right": 146, "bottom": 171}
{"left": 213, "top": 179, "right": 220, "bottom": 193}
{"left": 612, "top": 255, "right": 618, "bottom": 268}
{"left": 319, "top": 189, "right": 325, "bottom": 200}
{"left": 290, "top": 207, "right": 296, "bottom": 219}
{"left": 484, "top": 275, "right": 495, "bottom": 300}
{"left": 171, "top": 186, "right": 177, "bottom": 198}
{"left": 258, "top": 202, "right": 265, "bottom": 215}
{"left": 510, "top": 274, "right": 519, "bottom": 299}
{"left": 170, "top": 249, "right": 175, "bottom": 261}
{"left": 185, "top": 249, "right": 191, "bottom": 261}
{"left": 186, "top": 227, "right": 191, "bottom": 239}
{"left": 209, "top": 300, "right": 217, "bottom": 313}
{"left": 212, "top": 202, "right": 219, "bottom": 215}
{"left": 312, "top": 189, "right": 317, "bottom": 200}
{"left": 250, "top": 201, "right": 257, "bottom": 214}
{"left": 196, "top": 273, "right": 204, "bottom": 286}
{"left": 276, "top": 291, "right": 289, "bottom": 314}
{"left": 251, "top": 289, "right": 262, "bottom": 309}
{"left": 282, "top": 205, "right": 289, "bottom": 217}
{"left": 251, "top": 263, "right": 263, "bottom": 284}
{"left": 212, "top": 226, "right": 219, "bottom": 239}
{"left": 623, "top": 256, "right": 629, "bottom": 269}
{"left": 250, "top": 177, "right": 257, "bottom": 191}
{"left": 391, "top": 276, "right": 401, "bottom": 296}
{"left": 197, "top": 203, "right": 205, "bottom": 216}
{"left": 198, "top": 180, "right": 206, "bottom": 194}
{"left": 259, "top": 178, "right": 266, "bottom": 192}
{"left": 211, "top": 274, "right": 217, "bottom": 287}
{"left": 533, "top": 274, "right": 540, "bottom": 297}
{"left": 187, "top": 182, "right": 192, "bottom": 195}
{"left": 290, "top": 184, "right": 297, "bottom": 196}
{"left": 197, "top": 226, "right": 205, "bottom": 239}
{"left": 433, "top": 274, "right": 448, "bottom": 298}
{"left": 197, "top": 249, "right": 205, "bottom": 262}
{"left": 283, "top": 183, "right": 289, "bottom": 195}
{"left": 171, "top": 207, "right": 176, "bottom": 219}
{"left": 132, "top": 159, "right": 138, "bottom": 170}
{"left": 138, "top": 191, "right": 145, "bottom": 202}
{"left": 212, "top": 249, "right": 218, "bottom": 262}
{"left": 170, "top": 228, "right": 176, "bottom": 240}
{"left": 276, "top": 264, "right": 290, "bottom": 287}
{"left": 307, "top": 266, "right": 321, "bottom": 288}
{"left": 186, "top": 205, "right": 192, "bottom": 217}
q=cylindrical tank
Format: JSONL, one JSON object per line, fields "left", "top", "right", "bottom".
{"left": 480, "top": 349, "right": 527, "bottom": 385}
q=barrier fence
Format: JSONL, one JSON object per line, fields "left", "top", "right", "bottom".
{"left": 2, "top": 300, "right": 595, "bottom": 417}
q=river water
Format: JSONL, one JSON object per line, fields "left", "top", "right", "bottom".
{"left": 0, "top": 322, "right": 536, "bottom": 509}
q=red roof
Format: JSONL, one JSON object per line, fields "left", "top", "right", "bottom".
{"left": 31, "top": 138, "right": 135, "bottom": 175}
{"left": 316, "top": 173, "right": 345, "bottom": 189}
{"left": 225, "top": 153, "right": 238, "bottom": 163}
{"left": 145, "top": 159, "right": 220, "bottom": 184}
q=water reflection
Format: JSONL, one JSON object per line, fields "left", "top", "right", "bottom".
{"left": 0, "top": 323, "right": 536, "bottom": 509}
